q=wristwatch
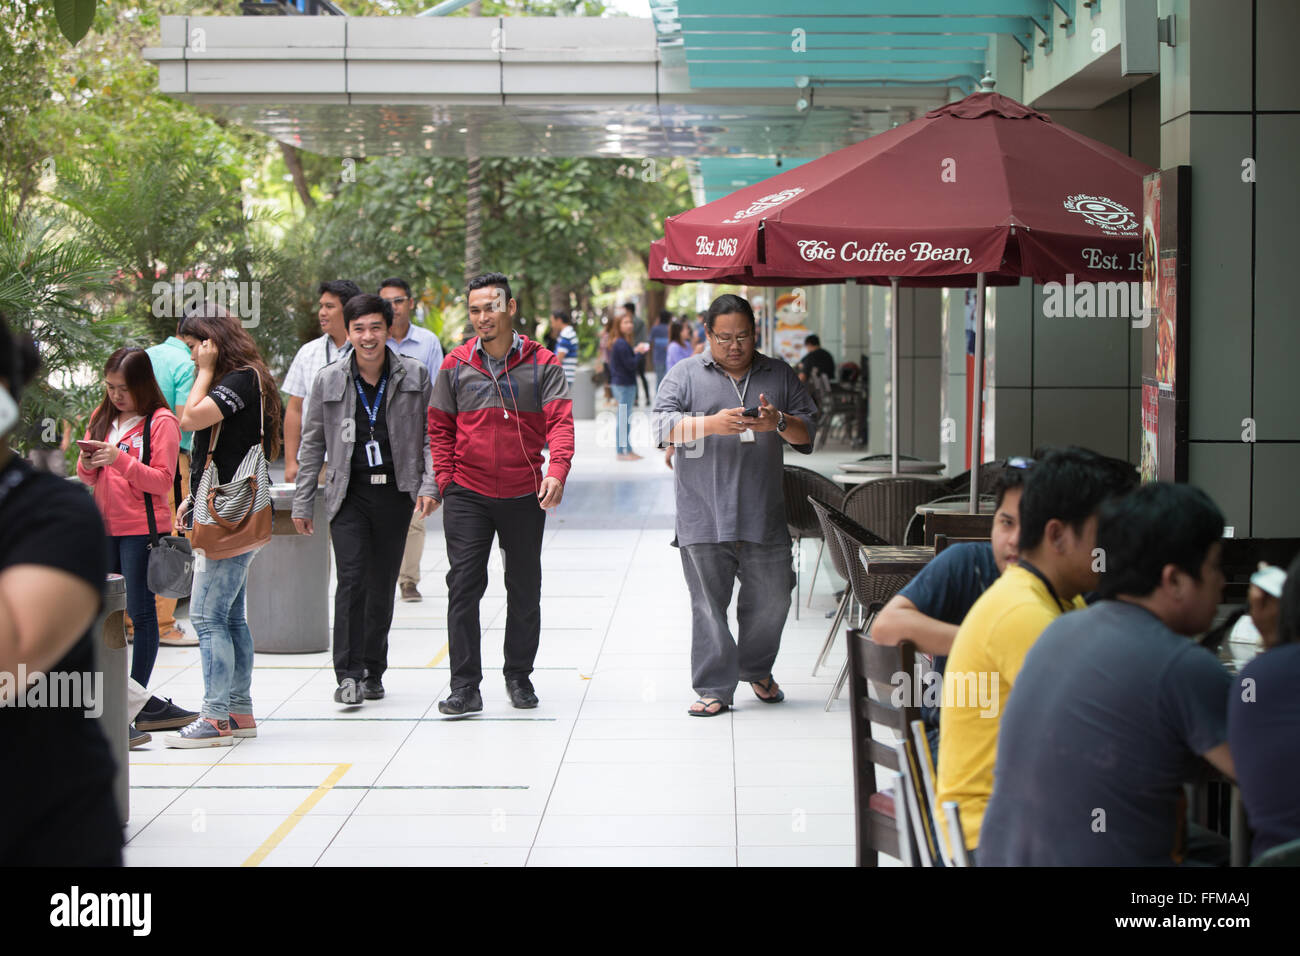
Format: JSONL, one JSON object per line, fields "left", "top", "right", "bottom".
{"left": 776, "top": 410, "right": 787, "bottom": 433}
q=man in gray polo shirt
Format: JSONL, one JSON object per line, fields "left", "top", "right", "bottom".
{"left": 654, "top": 294, "right": 818, "bottom": 717}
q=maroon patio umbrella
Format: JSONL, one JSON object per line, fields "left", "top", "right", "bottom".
{"left": 662, "top": 87, "right": 1154, "bottom": 499}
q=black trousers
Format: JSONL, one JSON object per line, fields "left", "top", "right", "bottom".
{"left": 330, "top": 478, "right": 412, "bottom": 684}
{"left": 443, "top": 483, "right": 546, "bottom": 691}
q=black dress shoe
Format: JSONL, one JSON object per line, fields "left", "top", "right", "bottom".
{"left": 438, "top": 688, "right": 483, "bottom": 717}
{"left": 334, "top": 677, "right": 364, "bottom": 706}
{"left": 362, "top": 677, "right": 385, "bottom": 700}
{"left": 505, "top": 679, "right": 538, "bottom": 709}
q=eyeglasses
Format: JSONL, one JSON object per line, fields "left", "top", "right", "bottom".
{"left": 710, "top": 332, "right": 752, "bottom": 346}
{"left": 1006, "top": 456, "right": 1036, "bottom": 470}
{"left": 381, "top": 296, "right": 409, "bottom": 306}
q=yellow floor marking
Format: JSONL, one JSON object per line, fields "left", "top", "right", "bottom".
{"left": 426, "top": 640, "right": 449, "bottom": 668}
{"left": 241, "top": 762, "right": 352, "bottom": 867}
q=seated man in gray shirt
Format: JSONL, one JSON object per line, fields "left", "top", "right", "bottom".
{"left": 654, "top": 294, "right": 818, "bottom": 717}
{"left": 980, "top": 482, "right": 1235, "bottom": 866}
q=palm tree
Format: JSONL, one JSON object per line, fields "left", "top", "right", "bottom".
{"left": 0, "top": 199, "right": 120, "bottom": 451}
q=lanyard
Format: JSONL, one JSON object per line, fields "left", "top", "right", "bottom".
{"left": 727, "top": 368, "right": 752, "bottom": 406}
{"left": 1016, "top": 558, "right": 1070, "bottom": 613}
{"left": 354, "top": 374, "right": 387, "bottom": 440}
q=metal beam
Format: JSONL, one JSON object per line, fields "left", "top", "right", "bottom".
{"left": 678, "top": 0, "right": 1053, "bottom": 15}
{"left": 688, "top": 48, "right": 988, "bottom": 63}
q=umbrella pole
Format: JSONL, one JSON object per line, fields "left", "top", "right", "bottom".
{"left": 969, "top": 271, "right": 987, "bottom": 513}
{"left": 890, "top": 276, "right": 900, "bottom": 475}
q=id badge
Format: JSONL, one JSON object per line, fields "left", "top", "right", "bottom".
{"left": 365, "top": 440, "right": 383, "bottom": 467}
{"left": 739, "top": 429, "right": 756, "bottom": 444}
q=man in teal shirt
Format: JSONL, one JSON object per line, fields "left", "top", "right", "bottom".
{"left": 138, "top": 327, "right": 197, "bottom": 647}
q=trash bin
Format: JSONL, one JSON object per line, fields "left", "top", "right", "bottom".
{"left": 91, "top": 573, "right": 129, "bottom": 825}
{"left": 570, "top": 365, "right": 596, "bottom": 420}
{"left": 246, "top": 484, "right": 330, "bottom": 653}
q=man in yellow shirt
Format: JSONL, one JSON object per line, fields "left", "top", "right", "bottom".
{"left": 937, "top": 447, "right": 1137, "bottom": 859}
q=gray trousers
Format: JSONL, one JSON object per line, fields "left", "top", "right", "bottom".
{"left": 679, "top": 541, "right": 796, "bottom": 704}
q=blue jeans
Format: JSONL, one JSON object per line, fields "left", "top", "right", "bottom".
{"left": 191, "top": 550, "right": 257, "bottom": 720}
{"left": 109, "top": 534, "right": 158, "bottom": 689}
{"left": 612, "top": 384, "right": 636, "bottom": 454}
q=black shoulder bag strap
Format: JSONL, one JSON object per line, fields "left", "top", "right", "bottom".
{"left": 141, "top": 409, "right": 161, "bottom": 550}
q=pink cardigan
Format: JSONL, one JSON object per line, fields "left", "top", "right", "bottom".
{"left": 76, "top": 409, "right": 180, "bottom": 537}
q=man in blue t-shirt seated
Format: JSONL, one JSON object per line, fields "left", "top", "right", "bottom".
{"left": 871, "top": 458, "right": 1032, "bottom": 763}
{"left": 979, "top": 482, "right": 1235, "bottom": 866}
{"left": 1228, "top": 554, "right": 1300, "bottom": 862}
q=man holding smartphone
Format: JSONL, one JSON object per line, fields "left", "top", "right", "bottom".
{"left": 653, "top": 294, "right": 818, "bottom": 717}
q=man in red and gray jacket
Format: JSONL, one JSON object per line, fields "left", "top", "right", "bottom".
{"left": 429, "top": 272, "right": 575, "bottom": 717}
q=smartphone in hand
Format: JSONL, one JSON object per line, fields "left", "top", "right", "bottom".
{"left": 76, "top": 439, "right": 98, "bottom": 454}
{"left": 742, "top": 407, "right": 760, "bottom": 418}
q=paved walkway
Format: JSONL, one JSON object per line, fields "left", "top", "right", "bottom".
{"left": 127, "top": 417, "right": 861, "bottom": 866}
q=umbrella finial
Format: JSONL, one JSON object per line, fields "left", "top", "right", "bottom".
{"left": 979, "top": 71, "right": 996, "bottom": 92}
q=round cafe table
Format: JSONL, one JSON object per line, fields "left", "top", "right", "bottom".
{"left": 833, "top": 472, "right": 949, "bottom": 488}
{"left": 838, "top": 459, "right": 945, "bottom": 475}
{"left": 915, "top": 497, "right": 996, "bottom": 516}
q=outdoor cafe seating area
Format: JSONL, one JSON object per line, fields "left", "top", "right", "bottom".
{"left": 779, "top": 441, "right": 1299, "bottom": 868}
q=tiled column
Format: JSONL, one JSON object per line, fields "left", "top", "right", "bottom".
{"left": 1161, "top": 0, "right": 1300, "bottom": 536}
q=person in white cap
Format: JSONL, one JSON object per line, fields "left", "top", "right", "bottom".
{"left": 1247, "top": 563, "right": 1287, "bottom": 647}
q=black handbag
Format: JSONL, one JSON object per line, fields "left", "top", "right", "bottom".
{"left": 141, "top": 410, "right": 194, "bottom": 599}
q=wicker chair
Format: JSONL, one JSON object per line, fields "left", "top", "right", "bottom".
{"left": 824, "top": 509, "right": 919, "bottom": 709}
{"left": 943, "top": 460, "right": 1007, "bottom": 497}
{"left": 807, "top": 496, "right": 886, "bottom": 676}
{"left": 783, "top": 466, "right": 845, "bottom": 617}
{"left": 841, "top": 476, "right": 949, "bottom": 547}
{"left": 808, "top": 370, "right": 857, "bottom": 450}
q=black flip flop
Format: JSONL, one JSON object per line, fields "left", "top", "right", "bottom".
{"left": 751, "top": 677, "right": 785, "bottom": 703}
{"left": 688, "top": 697, "right": 729, "bottom": 717}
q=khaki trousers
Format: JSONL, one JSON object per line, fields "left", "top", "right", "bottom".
{"left": 398, "top": 505, "right": 425, "bottom": 588}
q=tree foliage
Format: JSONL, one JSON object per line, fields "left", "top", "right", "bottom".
{"left": 305, "top": 155, "right": 690, "bottom": 321}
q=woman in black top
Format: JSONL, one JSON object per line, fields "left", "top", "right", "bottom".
{"left": 167, "top": 306, "right": 283, "bottom": 749}
{"left": 0, "top": 314, "right": 121, "bottom": 865}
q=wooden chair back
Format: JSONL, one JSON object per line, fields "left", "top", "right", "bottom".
{"left": 846, "top": 627, "right": 923, "bottom": 866}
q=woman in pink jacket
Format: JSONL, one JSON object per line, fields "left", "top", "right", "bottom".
{"left": 77, "top": 347, "right": 197, "bottom": 747}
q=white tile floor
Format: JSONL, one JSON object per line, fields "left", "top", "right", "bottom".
{"left": 125, "top": 418, "right": 865, "bottom": 867}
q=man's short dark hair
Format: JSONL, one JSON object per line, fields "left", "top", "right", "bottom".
{"left": 319, "top": 279, "right": 363, "bottom": 304}
{"left": 1279, "top": 553, "right": 1300, "bottom": 645}
{"left": 705, "top": 293, "right": 755, "bottom": 330}
{"left": 622, "top": 300, "right": 637, "bottom": 315}
{"left": 991, "top": 459, "right": 1032, "bottom": 511}
{"left": 551, "top": 309, "right": 571, "bottom": 324}
{"left": 1018, "top": 446, "right": 1138, "bottom": 552}
{"left": 805, "top": 334, "right": 821, "bottom": 347}
{"left": 658, "top": 309, "right": 673, "bottom": 325}
{"left": 466, "top": 272, "right": 513, "bottom": 307}
{"left": 1095, "top": 483, "right": 1224, "bottom": 599}
{"left": 378, "top": 277, "right": 412, "bottom": 298}
{"left": 343, "top": 293, "right": 394, "bottom": 329}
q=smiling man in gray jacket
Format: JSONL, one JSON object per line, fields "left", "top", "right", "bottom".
{"left": 292, "top": 293, "right": 439, "bottom": 706}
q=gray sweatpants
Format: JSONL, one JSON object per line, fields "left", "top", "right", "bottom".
{"left": 679, "top": 541, "right": 796, "bottom": 704}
